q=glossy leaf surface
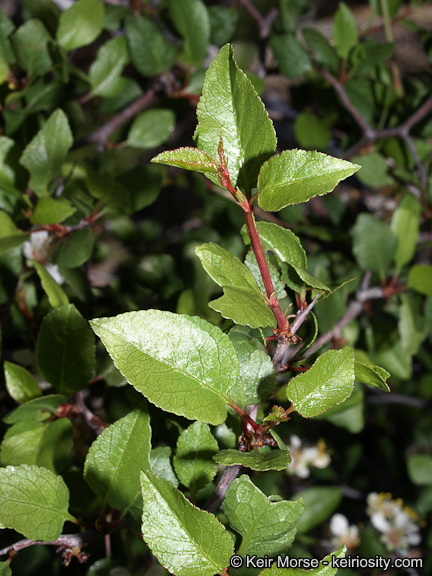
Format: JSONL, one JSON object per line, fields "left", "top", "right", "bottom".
{"left": 173, "top": 422, "right": 218, "bottom": 492}
{"left": 90, "top": 310, "right": 239, "bottom": 425}
{"left": 214, "top": 449, "right": 291, "bottom": 471}
{"left": 195, "top": 243, "right": 276, "bottom": 328}
{"left": 0, "top": 419, "right": 73, "bottom": 472}
{"left": 286, "top": 348, "right": 355, "bottom": 417}
{"left": 4, "top": 361, "right": 41, "bottom": 403}
{"left": 354, "top": 362, "right": 390, "bottom": 392}
{"left": 4, "top": 395, "right": 66, "bottom": 425}
{"left": 20, "top": 109, "right": 73, "bottom": 196}
{"left": 257, "top": 150, "right": 359, "bottom": 212}
{"left": 84, "top": 402, "right": 151, "bottom": 510}
{"left": 194, "top": 44, "right": 276, "bottom": 192}
{"left": 152, "top": 147, "right": 220, "bottom": 184}
{"left": 223, "top": 475, "right": 304, "bottom": 556}
{"left": 0, "top": 465, "right": 74, "bottom": 541}
{"left": 228, "top": 329, "right": 276, "bottom": 407}
{"left": 140, "top": 470, "right": 233, "bottom": 576}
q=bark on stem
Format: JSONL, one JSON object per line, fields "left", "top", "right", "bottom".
{"left": 243, "top": 210, "right": 288, "bottom": 332}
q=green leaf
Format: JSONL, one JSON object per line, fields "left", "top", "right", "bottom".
{"left": 36, "top": 304, "right": 95, "bottom": 394}
{"left": 294, "top": 112, "right": 332, "bottom": 151}
{"left": 391, "top": 193, "right": 421, "bottom": 271}
{"left": 89, "top": 36, "right": 129, "bottom": 98}
{"left": 253, "top": 222, "right": 307, "bottom": 269}
{"left": 208, "top": 6, "right": 238, "bottom": 46}
{"left": 398, "top": 294, "right": 427, "bottom": 356}
{"left": 169, "top": 0, "right": 210, "bottom": 65}
{"left": 286, "top": 348, "right": 355, "bottom": 418}
{"left": 318, "top": 384, "right": 364, "bottom": 433}
{"left": 292, "top": 486, "right": 342, "bottom": 533}
{"left": 173, "top": 422, "right": 218, "bottom": 492}
{"left": 228, "top": 329, "right": 276, "bottom": 407}
{"left": 354, "top": 361, "right": 390, "bottom": 392}
{"left": 140, "top": 470, "right": 233, "bottom": 576}
{"left": 56, "top": 0, "right": 104, "bottom": 52}
{"left": 0, "top": 233, "right": 27, "bottom": 255}
{"left": 302, "top": 27, "right": 340, "bottom": 70}
{"left": 257, "top": 150, "right": 360, "bottom": 212}
{"left": 31, "top": 197, "right": 76, "bottom": 225}
{"left": 352, "top": 213, "right": 398, "bottom": 279}
{"left": 20, "top": 109, "right": 73, "bottom": 196}
{"left": 127, "top": 109, "right": 175, "bottom": 149}
{"left": 407, "top": 454, "right": 432, "bottom": 486}
{"left": 223, "top": 475, "right": 304, "bottom": 556}
{"left": 195, "top": 243, "right": 276, "bottom": 329}
{"left": 84, "top": 402, "right": 151, "bottom": 510}
{"left": 3, "top": 394, "right": 66, "bottom": 424}
{"left": 86, "top": 169, "right": 130, "bottom": 211}
{"left": 350, "top": 152, "right": 394, "bottom": 188}
{"left": 29, "top": 259, "right": 69, "bottom": 308}
{"left": 3, "top": 395, "right": 66, "bottom": 424}
{"left": 0, "top": 210, "right": 26, "bottom": 255}
{"left": 125, "top": 15, "right": 178, "bottom": 77}
{"left": 116, "top": 164, "right": 162, "bottom": 212}
{"left": 0, "top": 10, "right": 15, "bottom": 67}
{"left": 90, "top": 310, "right": 239, "bottom": 425}
{"left": 0, "top": 419, "right": 73, "bottom": 472}
{"left": 4, "top": 361, "right": 41, "bottom": 403}
{"left": 270, "top": 34, "right": 312, "bottom": 79}
{"left": 54, "top": 228, "right": 94, "bottom": 268}
{"left": 12, "top": 19, "right": 52, "bottom": 79}
{"left": 150, "top": 447, "right": 179, "bottom": 488}
{"left": 258, "top": 547, "right": 346, "bottom": 575}
{"left": 0, "top": 465, "right": 74, "bottom": 541}
{"left": 332, "top": 2, "right": 358, "bottom": 59}
{"left": 0, "top": 562, "right": 12, "bottom": 576}
{"left": 407, "top": 265, "right": 432, "bottom": 296}
{"left": 244, "top": 250, "right": 287, "bottom": 301}
{"left": 152, "top": 147, "right": 220, "bottom": 185}
{"left": 281, "top": 263, "right": 330, "bottom": 293}
{"left": 0, "top": 136, "right": 27, "bottom": 196}
{"left": 194, "top": 44, "right": 277, "bottom": 193}
{"left": 214, "top": 449, "right": 291, "bottom": 472}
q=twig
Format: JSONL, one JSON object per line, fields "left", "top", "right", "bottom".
{"left": 73, "top": 392, "right": 109, "bottom": 436}
{"left": 300, "top": 277, "right": 389, "bottom": 360}
{"left": 272, "top": 293, "right": 320, "bottom": 373}
{"left": 319, "top": 71, "right": 432, "bottom": 191}
{"left": 238, "top": 1, "right": 278, "bottom": 39}
{"left": 0, "top": 518, "right": 131, "bottom": 558}
{"left": 205, "top": 406, "right": 258, "bottom": 513}
{"left": 76, "top": 86, "right": 159, "bottom": 152}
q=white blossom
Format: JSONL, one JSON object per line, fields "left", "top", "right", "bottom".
{"left": 366, "top": 492, "right": 421, "bottom": 554}
{"left": 329, "top": 513, "right": 360, "bottom": 550}
{"left": 23, "top": 231, "right": 64, "bottom": 285}
{"left": 286, "top": 435, "right": 331, "bottom": 478}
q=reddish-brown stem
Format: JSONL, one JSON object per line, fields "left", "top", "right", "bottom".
{"left": 244, "top": 210, "right": 288, "bottom": 333}
{"left": 228, "top": 401, "right": 259, "bottom": 432}
{"left": 219, "top": 165, "right": 288, "bottom": 334}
